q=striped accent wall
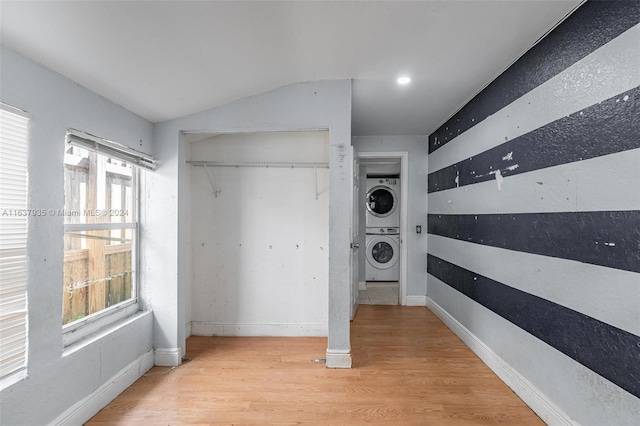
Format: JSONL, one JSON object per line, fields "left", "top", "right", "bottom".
{"left": 427, "top": 1, "right": 640, "bottom": 424}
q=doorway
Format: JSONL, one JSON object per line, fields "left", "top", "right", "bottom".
{"left": 356, "top": 152, "right": 408, "bottom": 306}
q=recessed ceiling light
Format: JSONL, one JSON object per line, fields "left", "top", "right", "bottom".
{"left": 397, "top": 76, "right": 411, "bottom": 85}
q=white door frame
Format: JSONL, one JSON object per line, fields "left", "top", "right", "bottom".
{"left": 357, "top": 151, "right": 409, "bottom": 305}
{"left": 350, "top": 146, "right": 360, "bottom": 320}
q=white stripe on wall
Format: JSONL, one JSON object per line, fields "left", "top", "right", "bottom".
{"left": 428, "top": 148, "right": 640, "bottom": 214}
{"left": 429, "top": 23, "right": 640, "bottom": 173}
{"left": 427, "top": 234, "right": 640, "bottom": 336}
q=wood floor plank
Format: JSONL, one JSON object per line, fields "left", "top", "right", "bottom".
{"left": 87, "top": 305, "right": 543, "bottom": 425}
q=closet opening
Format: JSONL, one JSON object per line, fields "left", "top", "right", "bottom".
{"left": 185, "top": 131, "right": 330, "bottom": 338}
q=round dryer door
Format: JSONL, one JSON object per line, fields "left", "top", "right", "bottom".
{"left": 366, "top": 235, "right": 399, "bottom": 270}
{"left": 366, "top": 186, "right": 398, "bottom": 218}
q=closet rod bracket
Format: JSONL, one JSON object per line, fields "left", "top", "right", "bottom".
{"left": 202, "top": 164, "right": 221, "bottom": 198}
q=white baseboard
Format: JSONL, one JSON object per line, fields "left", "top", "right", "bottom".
{"left": 185, "top": 321, "right": 192, "bottom": 338}
{"left": 425, "top": 297, "right": 572, "bottom": 426}
{"left": 359, "top": 281, "right": 367, "bottom": 291}
{"left": 404, "top": 295, "right": 427, "bottom": 306}
{"left": 191, "top": 322, "right": 328, "bottom": 337}
{"left": 53, "top": 349, "right": 154, "bottom": 426}
{"left": 154, "top": 347, "right": 182, "bottom": 367}
{"left": 325, "top": 348, "right": 352, "bottom": 368}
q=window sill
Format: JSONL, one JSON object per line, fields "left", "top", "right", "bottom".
{"left": 62, "top": 306, "right": 149, "bottom": 354}
{"left": 63, "top": 299, "right": 139, "bottom": 347}
{"left": 0, "top": 369, "right": 27, "bottom": 392}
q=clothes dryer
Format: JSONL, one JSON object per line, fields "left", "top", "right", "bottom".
{"left": 365, "top": 178, "right": 400, "bottom": 228}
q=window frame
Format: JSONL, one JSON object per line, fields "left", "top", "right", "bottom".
{"left": 62, "top": 130, "right": 152, "bottom": 347}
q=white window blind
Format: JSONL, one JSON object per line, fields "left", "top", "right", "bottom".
{"left": 0, "top": 104, "right": 29, "bottom": 381}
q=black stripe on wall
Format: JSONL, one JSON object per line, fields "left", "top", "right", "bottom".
{"left": 428, "top": 0, "right": 640, "bottom": 154}
{"left": 427, "top": 254, "right": 640, "bottom": 399}
{"left": 428, "top": 86, "right": 640, "bottom": 192}
{"left": 427, "top": 211, "right": 640, "bottom": 273}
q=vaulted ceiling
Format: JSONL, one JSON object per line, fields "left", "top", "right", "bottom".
{"left": 1, "top": 0, "right": 583, "bottom": 136}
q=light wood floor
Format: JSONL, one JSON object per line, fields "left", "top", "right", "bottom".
{"left": 87, "top": 306, "right": 543, "bottom": 425}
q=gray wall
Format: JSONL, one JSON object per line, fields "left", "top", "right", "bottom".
{"left": 353, "top": 136, "right": 428, "bottom": 300}
{"left": 148, "top": 80, "right": 353, "bottom": 367}
{"left": 427, "top": 3, "right": 640, "bottom": 424}
{"left": 0, "top": 46, "right": 154, "bottom": 425}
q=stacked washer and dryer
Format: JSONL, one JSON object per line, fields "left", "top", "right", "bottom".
{"left": 365, "top": 178, "right": 400, "bottom": 281}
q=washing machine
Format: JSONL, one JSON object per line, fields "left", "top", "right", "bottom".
{"left": 365, "top": 178, "right": 400, "bottom": 228}
{"left": 365, "top": 228, "right": 400, "bottom": 282}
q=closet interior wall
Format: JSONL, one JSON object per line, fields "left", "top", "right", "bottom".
{"left": 187, "top": 131, "right": 330, "bottom": 337}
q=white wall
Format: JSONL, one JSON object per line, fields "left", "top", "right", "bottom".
{"left": 188, "top": 132, "right": 329, "bottom": 336}
{"left": 148, "top": 80, "right": 353, "bottom": 368}
{"left": 0, "top": 47, "right": 154, "bottom": 425}
{"left": 353, "top": 136, "right": 428, "bottom": 301}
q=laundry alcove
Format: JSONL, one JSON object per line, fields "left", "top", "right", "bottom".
{"left": 186, "top": 131, "right": 330, "bottom": 337}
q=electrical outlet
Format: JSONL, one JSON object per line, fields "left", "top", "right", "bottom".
{"left": 416, "top": 225, "right": 422, "bottom": 234}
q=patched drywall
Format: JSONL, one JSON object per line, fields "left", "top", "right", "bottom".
{"left": 188, "top": 132, "right": 329, "bottom": 335}
{"left": 427, "top": 2, "right": 640, "bottom": 424}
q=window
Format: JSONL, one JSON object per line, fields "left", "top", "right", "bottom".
{"left": 62, "top": 130, "right": 153, "bottom": 346}
{"left": 0, "top": 104, "right": 29, "bottom": 381}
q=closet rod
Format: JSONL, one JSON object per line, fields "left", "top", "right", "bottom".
{"left": 187, "top": 161, "right": 329, "bottom": 169}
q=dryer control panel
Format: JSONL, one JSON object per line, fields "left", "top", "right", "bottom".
{"left": 366, "top": 227, "right": 399, "bottom": 235}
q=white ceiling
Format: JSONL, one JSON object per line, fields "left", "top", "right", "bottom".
{"left": 0, "top": 0, "right": 582, "bottom": 136}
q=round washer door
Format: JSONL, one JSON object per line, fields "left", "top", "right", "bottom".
{"left": 366, "top": 235, "right": 399, "bottom": 270}
{"left": 366, "top": 185, "right": 398, "bottom": 218}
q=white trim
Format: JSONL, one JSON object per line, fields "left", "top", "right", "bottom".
{"left": 53, "top": 349, "right": 154, "bottom": 426}
{"left": 185, "top": 321, "right": 192, "bottom": 338}
{"left": 357, "top": 151, "right": 409, "bottom": 306}
{"left": 325, "top": 348, "right": 352, "bottom": 368}
{"left": 154, "top": 348, "right": 182, "bottom": 367}
{"left": 425, "top": 297, "right": 572, "bottom": 426}
{"left": 359, "top": 281, "right": 367, "bottom": 291}
{"left": 191, "top": 322, "right": 328, "bottom": 337}
{"left": 404, "top": 295, "right": 427, "bottom": 306}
